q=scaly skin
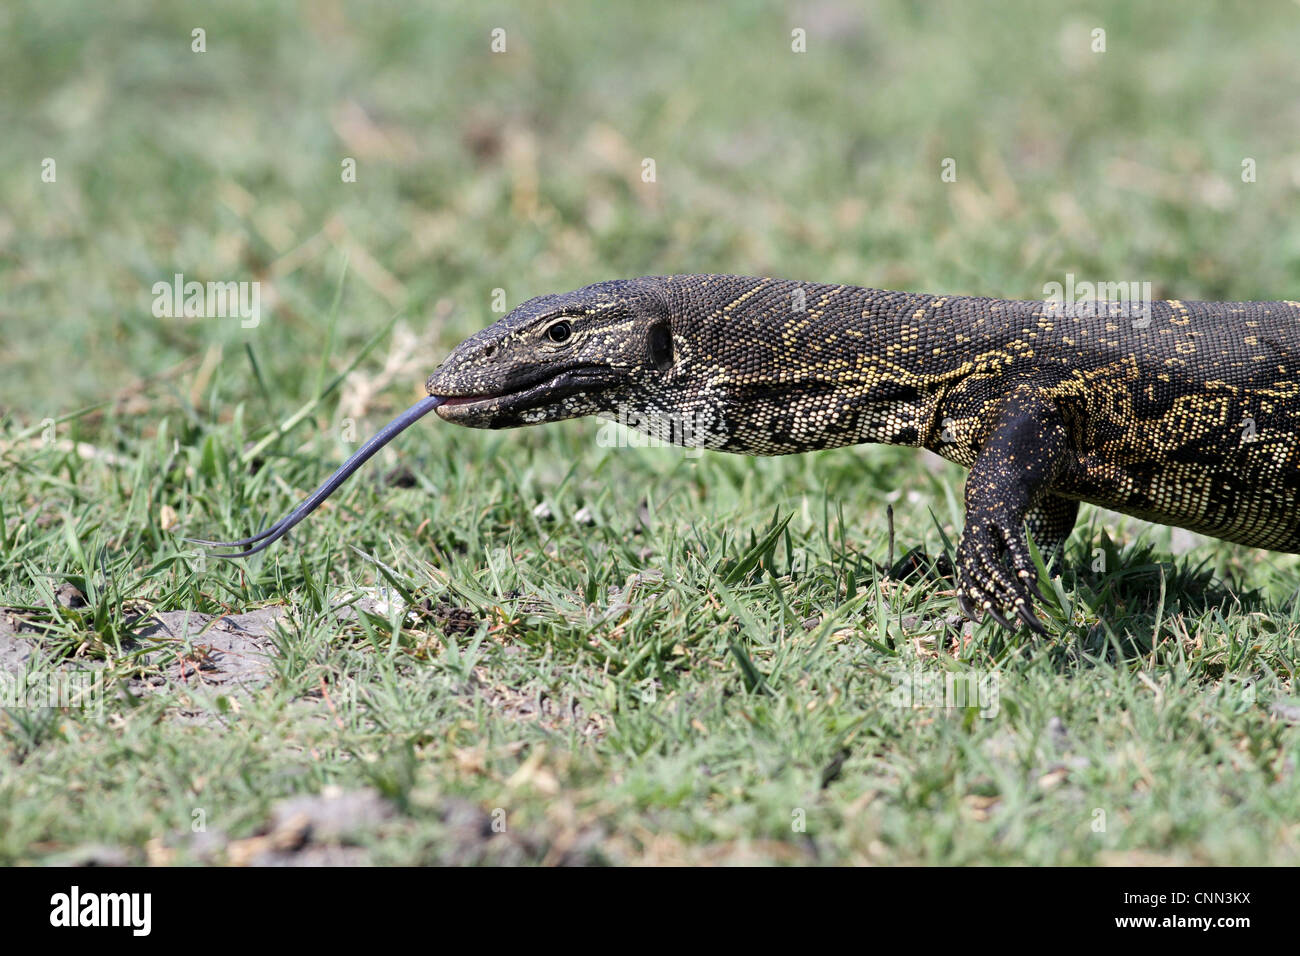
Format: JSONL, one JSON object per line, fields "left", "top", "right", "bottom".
{"left": 426, "top": 275, "right": 1300, "bottom": 632}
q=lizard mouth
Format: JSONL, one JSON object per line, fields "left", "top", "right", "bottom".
{"left": 432, "top": 367, "right": 616, "bottom": 426}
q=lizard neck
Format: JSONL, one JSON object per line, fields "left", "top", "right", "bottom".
{"left": 658, "top": 275, "right": 1000, "bottom": 456}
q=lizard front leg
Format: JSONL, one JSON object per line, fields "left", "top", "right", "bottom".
{"left": 956, "top": 388, "right": 1073, "bottom": 633}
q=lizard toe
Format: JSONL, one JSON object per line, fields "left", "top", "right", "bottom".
{"left": 1001, "top": 532, "right": 1048, "bottom": 604}
{"left": 957, "top": 547, "right": 1017, "bottom": 631}
{"left": 993, "top": 525, "right": 1051, "bottom": 631}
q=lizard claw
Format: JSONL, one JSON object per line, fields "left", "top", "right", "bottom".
{"left": 982, "top": 601, "right": 1014, "bottom": 631}
{"left": 1015, "top": 599, "right": 1049, "bottom": 636}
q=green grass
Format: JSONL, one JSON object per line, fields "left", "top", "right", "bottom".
{"left": 2, "top": 0, "right": 1299, "bottom": 864}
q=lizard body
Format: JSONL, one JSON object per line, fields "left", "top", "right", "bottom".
{"left": 202, "top": 274, "right": 1300, "bottom": 632}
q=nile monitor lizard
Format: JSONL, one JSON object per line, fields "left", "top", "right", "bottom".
{"left": 197, "top": 275, "right": 1300, "bottom": 633}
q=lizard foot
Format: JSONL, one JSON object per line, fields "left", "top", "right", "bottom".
{"left": 955, "top": 515, "right": 1049, "bottom": 634}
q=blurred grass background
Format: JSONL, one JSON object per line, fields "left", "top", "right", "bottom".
{"left": 5, "top": 0, "right": 1300, "bottom": 416}
{"left": 1, "top": 0, "right": 1299, "bottom": 865}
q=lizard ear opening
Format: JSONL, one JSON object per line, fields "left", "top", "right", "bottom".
{"left": 648, "top": 320, "right": 674, "bottom": 371}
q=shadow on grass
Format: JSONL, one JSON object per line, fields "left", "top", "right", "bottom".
{"left": 1053, "top": 536, "right": 1277, "bottom": 664}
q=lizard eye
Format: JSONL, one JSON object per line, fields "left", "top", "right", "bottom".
{"left": 545, "top": 320, "right": 572, "bottom": 343}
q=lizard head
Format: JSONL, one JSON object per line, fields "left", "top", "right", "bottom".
{"left": 192, "top": 277, "right": 688, "bottom": 558}
{"left": 427, "top": 277, "right": 678, "bottom": 429}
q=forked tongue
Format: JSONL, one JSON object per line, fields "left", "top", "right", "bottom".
{"left": 187, "top": 395, "right": 443, "bottom": 558}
